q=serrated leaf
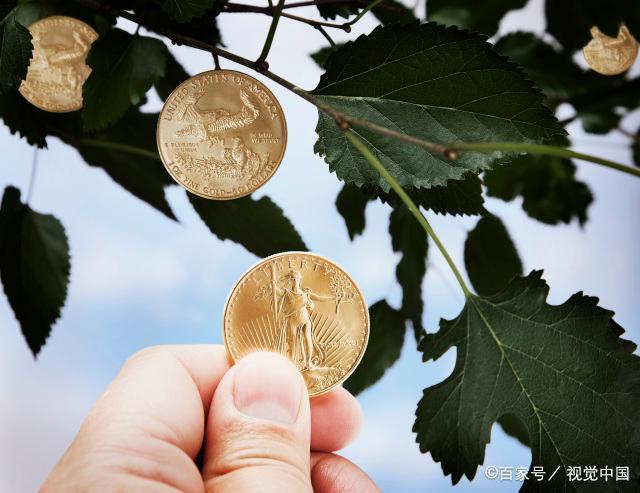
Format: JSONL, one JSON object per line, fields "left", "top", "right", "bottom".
{"left": 484, "top": 153, "right": 593, "bottom": 226}
{"left": 0, "top": 186, "right": 70, "bottom": 356}
{"left": 427, "top": 0, "right": 526, "bottom": 36}
{"left": 155, "top": 49, "right": 189, "bottom": 101}
{"left": 335, "top": 183, "right": 373, "bottom": 240}
{"left": 0, "top": 87, "right": 48, "bottom": 146}
{"left": 134, "top": 2, "right": 223, "bottom": 46}
{"left": 59, "top": 110, "right": 177, "bottom": 220}
{"left": 310, "top": 43, "right": 345, "bottom": 69}
{"left": 545, "top": 0, "right": 640, "bottom": 52}
{"left": 162, "top": 0, "right": 214, "bottom": 23}
{"left": 344, "top": 300, "right": 406, "bottom": 395}
{"left": 414, "top": 271, "right": 640, "bottom": 489}
{"left": 464, "top": 214, "right": 522, "bottom": 296}
{"left": 317, "top": 0, "right": 416, "bottom": 23}
{"left": 390, "top": 204, "right": 427, "bottom": 337}
{"left": 189, "top": 193, "right": 307, "bottom": 257}
{"left": 0, "top": 5, "right": 32, "bottom": 94}
{"left": 412, "top": 174, "right": 484, "bottom": 216}
{"left": 313, "top": 22, "right": 564, "bottom": 192}
{"left": 83, "top": 29, "right": 168, "bottom": 131}
{"left": 317, "top": 0, "right": 359, "bottom": 21}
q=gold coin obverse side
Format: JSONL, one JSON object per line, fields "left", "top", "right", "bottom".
{"left": 19, "top": 16, "right": 98, "bottom": 113}
{"left": 156, "top": 70, "right": 288, "bottom": 200}
{"left": 223, "top": 252, "right": 370, "bottom": 397}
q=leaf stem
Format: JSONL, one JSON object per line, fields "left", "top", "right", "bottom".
{"left": 26, "top": 148, "right": 39, "bottom": 204}
{"left": 452, "top": 142, "right": 640, "bottom": 178}
{"left": 344, "top": 0, "right": 385, "bottom": 26}
{"left": 257, "top": 0, "right": 286, "bottom": 64}
{"left": 343, "top": 130, "right": 472, "bottom": 298}
{"left": 315, "top": 25, "right": 336, "bottom": 47}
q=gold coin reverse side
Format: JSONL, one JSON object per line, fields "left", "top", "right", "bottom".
{"left": 223, "top": 252, "right": 369, "bottom": 396}
{"left": 19, "top": 16, "right": 98, "bottom": 112}
{"left": 583, "top": 24, "right": 639, "bottom": 76}
{"left": 157, "top": 70, "right": 288, "bottom": 200}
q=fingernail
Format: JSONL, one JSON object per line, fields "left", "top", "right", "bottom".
{"left": 233, "top": 352, "right": 302, "bottom": 424}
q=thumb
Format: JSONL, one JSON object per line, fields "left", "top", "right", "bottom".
{"left": 202, "top": 352, "right": 312, "bottom": 493}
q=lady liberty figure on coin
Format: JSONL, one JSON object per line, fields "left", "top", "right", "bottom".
{"left": 271, "top": 268, "right": 334, "bottom": 371}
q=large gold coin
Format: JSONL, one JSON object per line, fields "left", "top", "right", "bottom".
{"left": 223, "top": 252, "right": 369, "bottom": 396}
{"left": 19, "top": 16, "right": 97, "bottom": 112}
{"left": 583, "top": 25, "right": 639, "bottom": 76}
{"left": 157, "top": 70, "right": 287, "bottom": 200}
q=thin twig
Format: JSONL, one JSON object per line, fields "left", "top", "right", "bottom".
{"left": 223, "top": 3, "right": 351, "bottom": 31}
{"left": 315, "top": 25, "right": 336, "bottom": 47}
{"left": 257, "top": 0, "right": 286, "bottom": 64}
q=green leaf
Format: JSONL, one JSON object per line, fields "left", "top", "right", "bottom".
{"left": 310, "top": 43, "right": 345, "bottom": 69}
{"left": 313, "top": 22, "right": 564, "bottom": 192}
{"left": 162, "top": 0, "right": 215, "bottom": 23}
{"left": 414, "top": 271, "right": 640, "bottom": 488}
{"left": 317, "top": 0, "right": 416, "bottom": 23}
{"left": 344, "top": 300, "right": 406, "bottom": 395}
{"left": 494, "top": 32, "right": 586, "bottom": 101}
{"left": 155, "top": 49, "right": 189, "bottom": 101}
{"left": 464, "top": 214, "right": 522, "bottom": 296}
{"left": 134, "top": 2, "right": 223, "bottom": 46}
{"left": 390, "top": 204, "right": 428, "bottom": 337}
{"left": 484, "top": 153, "right": 593, "bottom": 226}
{"left": 189, "top": 193, "right": 307, "bottom": 257}
{"left": 58, "top": 110, "right": 177, "bottom": 220}
{"left": 83, "top": 29, "right": 168, "bottom": 131}
{"left": 335, "top": 183, "right": 374, "bottom": 240}
{"left": 0, "top": 186, "right": 70, "bottom": 357}
{"left": 12, "top": 0, "right": 113, "bottom": 30}
{"left": 545, "top": 0, "right": 640, "bottom": 52}
{"left": 427, "top": 0, "right": 527, "bottom": 36}
{"left": 0, "top": 87, "right": 48, "bottom": 146}
{"left": 317, "top": 0, "right": 359, "bottom": 21}
{"left": 411, "top": 174, "right": 484, "bottom": 216}
{"left": 0, "top": 5, "right": 32, "bottom": 94}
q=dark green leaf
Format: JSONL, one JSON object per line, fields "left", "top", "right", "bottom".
{"left": 0, "top": 87, "right": 48, "bottom": 146}
{"left": 189, "top": 193, "right": 307, "bottom": 257}
{"left": 494, "top": 32, "right": 585, "bottom": 101}
{"left": 412, "top": 174, "right": 484, "bottom": 216}
{"left": 317, "top": 0, "right": 359, "bottom": 21}
{"left": 344, "top": 300, "right": 406, "bottom": 395}
{"left": 155, "top": 49, "right": 189, "bottom": 101}
{"left": 0, "top": 5, "right": 32, "bottom": 94}
{"left": 57, "top": 110, "right": 177, "bottom": 220}
{"left": 162, "top": 0, "right": 215, "bottom": 23}
{"left": 427, "top": 0, "right": 527, "bottom": 36}
{"left": 310, "top": 43, "right": 345, "bottom": 69}
{"left": 497, "top": 414, "right": 530, "bottom": 447}
{"left": 415, "top": 271, "right": 640, "bottom": 488}
{"left": 484, "top": 153, "right": 593, "bottom": 226}
{"left": 83, "top": 29, "right": 168, "bottom": 131}
{"left": 390, "top": 204, "right": 427, "bottom": 337}
{"left": 313, "top": 23, "right": 564, "bottom": 191}
{"left": 0, "top": 186, "right": 70, "bottom": 357}
{"left": 12, "top": 0, "right": 113, "bottom": 30}
{"left": 464, "top": 214, "right": 522, "bottom": 296}
{"left": 134, "top": 2, "right": 223, "bottom": 46}
{"left": 545, "top": 0, "right": 640, "bottom": 52}
{"left": 317, "top": 0, "right": 416, "bottom": 23}
{"left": 335, "top": 183, "right": 374, "bottom": 240}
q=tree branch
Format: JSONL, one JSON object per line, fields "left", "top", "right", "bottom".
{"left": 224, "top": 3, "right": 351, "bottom": 31}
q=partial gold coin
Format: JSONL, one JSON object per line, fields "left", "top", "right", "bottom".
{"left": 223, "top": 252, "right": 369, "bottom": 396}
{"left": 583, "top": 24, "right": 639, "bottom": 76}
{"left": 19, "top": 16, "right": 98, "bottom": 112}
{"left": 157, "top": 70, "right": 287, "bottom": 200}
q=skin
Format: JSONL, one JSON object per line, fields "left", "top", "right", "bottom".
{"left": 40, "top": 345, "right": 381, "bottom": 493}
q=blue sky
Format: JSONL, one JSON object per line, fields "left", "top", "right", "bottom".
{"left": 1, "top": 0, "right": 639, "bottom": 491}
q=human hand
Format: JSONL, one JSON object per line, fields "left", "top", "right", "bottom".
{"left": 41, "top": 345, "right": 380, "bottom": 492}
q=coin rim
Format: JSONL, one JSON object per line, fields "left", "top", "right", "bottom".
{"left": 18, "top": 15, "right": 98, "bottom": 113}
{"left": 222, "top": 251, "right": 370, "bottom": 397}
{"left": 156, "top": 69, "right": 288, "bottom": 200}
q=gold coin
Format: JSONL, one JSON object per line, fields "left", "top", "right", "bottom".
{"left": 19, "top": 16, "right": 98, "bottom": 112}
{"left": 157, "top": 70, "right": 287, "bottom": 200}
{"left": 583, "top": 24, "right": 639, "bottom": 76}
{"left": 223, "top": 252, "right": 369, "bottom": 396}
